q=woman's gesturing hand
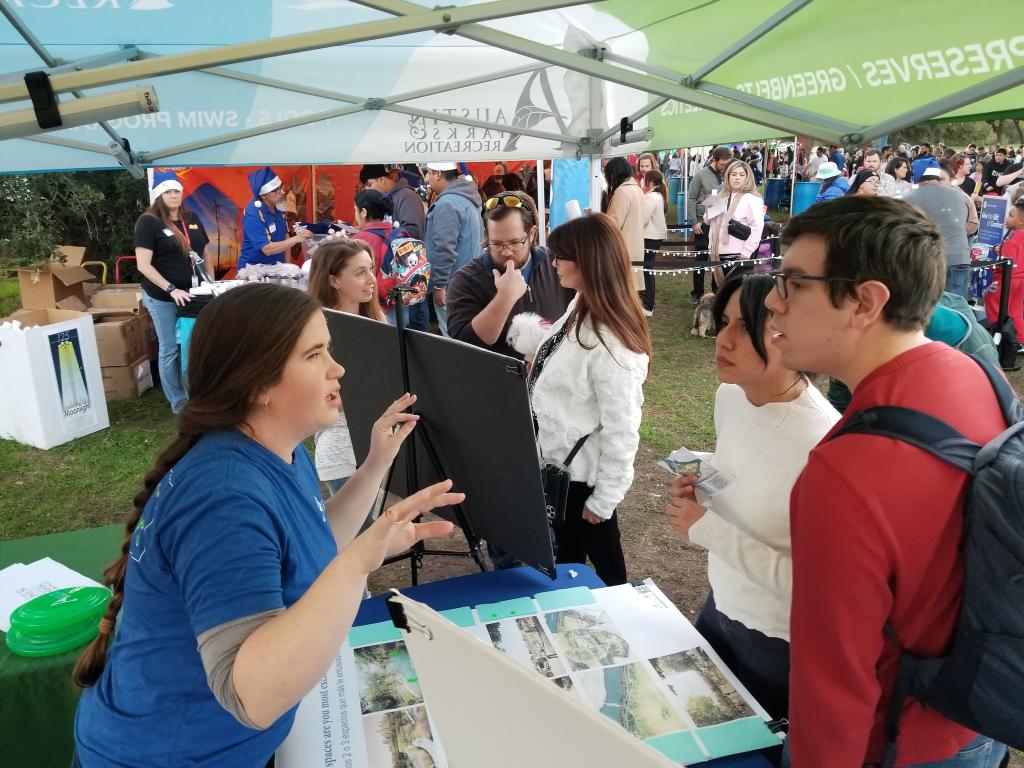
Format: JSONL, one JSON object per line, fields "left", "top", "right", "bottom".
{"left": 365, "top": 393, "right": 419, "bottom": 468}
{"left": 343, "top": 480, "right": 462, "bottom": 574}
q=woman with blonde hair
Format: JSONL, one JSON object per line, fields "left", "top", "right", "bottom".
{"left": 528, "top": 214, "right": 651, "bottom": 585}
{"left": 308, "top": 238, "right": 384, "bottom": 498}
{"left": 703, "top": 160, "right": 764, "bottom": 287}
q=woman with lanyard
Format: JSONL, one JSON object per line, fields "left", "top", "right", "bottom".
{"left": 72, "top": 283, "right": 459, "bottom": 768}
{"left": 527, "top": 214, "right": 650, "bottom": 586}
{"left": 134, "top": 170, "right": 210, "bottom": 415}
{"left": 704, "top": 160, "right": 765, "bottom": 287}
{"left": 237, "top": 167, "right": 313, "bottom": 272}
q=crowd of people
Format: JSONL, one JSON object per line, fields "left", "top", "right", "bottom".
{"left": 96, "top": 144, "right": 1021, "bottom": 768}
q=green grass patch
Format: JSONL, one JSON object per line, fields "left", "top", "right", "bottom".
{"left": 0, "top": 278, "right": 21, "bottom": 318}
{"left": 0, "top": 390, "right": 175, "bottom": 539}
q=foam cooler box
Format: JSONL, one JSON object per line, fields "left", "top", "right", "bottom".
{"left": 0, "top": 309, "right": 109, "bottom": 449}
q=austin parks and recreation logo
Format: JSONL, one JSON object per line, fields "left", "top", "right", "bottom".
{"left": 402, "top": 71, "right": 570, "bottom": 155}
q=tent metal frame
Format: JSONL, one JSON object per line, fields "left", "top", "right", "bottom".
{"left": 2, "top": 0, "right": 1022, "bottom": 167}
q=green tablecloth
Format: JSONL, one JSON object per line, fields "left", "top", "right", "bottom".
{"left": 0, "top": 525, "right": 123, "bottom": 768}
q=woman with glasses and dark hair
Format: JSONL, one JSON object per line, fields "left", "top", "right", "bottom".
{"left": 847, "top": 169, "right": 881, "bottom": 197}
{"left": 603, "top": 156, "right": 647, "bottom": 296}
{"left": 665, "top": 274, "right": 838, "bottom": 720}
{"left": 446, "top": 191, "right": 573, "bottom": 359}
{"left": 527, "top": 214, "right": 652, "bottom": 585}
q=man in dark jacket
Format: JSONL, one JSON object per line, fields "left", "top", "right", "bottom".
{"left": 447, "top": 191, "right": 573, "bottom": 359}
{"left": 358, "top": 164, "right": 426, "bottom": 239}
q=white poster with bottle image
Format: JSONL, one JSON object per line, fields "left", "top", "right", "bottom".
{"left": 0, "top": 310, "right": 108, "bottom": 449}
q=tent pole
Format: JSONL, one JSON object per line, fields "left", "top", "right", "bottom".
{"left": 0, "top": 46, "right": 141, "bottom": 86}
{"left": 536, "top": 159, "right": 547, "bottom": 246}
{"left": 310, "top": 165, "right": 318, "bottom": 225}
{"left": 594, "top": 97, "right": 668, "bottom": 145}
{"left": 24, "top": 135, "right": 118, "bottom": 156}
{"left": 140, "top": 103, "right": 369, "bottom": 162}
{"left": 0, "top": 2, "right": 136, "bottom": 159}
{"left": 686, "top": 0, "right": 812, "bottom": 85}
{"left": 683, "top": 147, "right": 689, "bottom": 226}
{"left": 858, "top": 67, "right": 1024, "bottom": 142}
{"left": 351, "top": 0, "right": 846, "bottom": 144}
{"left": 697, "top": 82, "right": 857, "bottom": 135}
{"left": 0, "top": 0, "right": 590, "bottom": 105}
{"left": 789, "top": 135, "right": 798, "bottom": 217}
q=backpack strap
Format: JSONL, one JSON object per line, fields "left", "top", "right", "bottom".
{"left": 967, "top": 353, "right": 1020, "bottom": 427}
{"left": 834, "top": 407, "right": 979, "bottom": 474}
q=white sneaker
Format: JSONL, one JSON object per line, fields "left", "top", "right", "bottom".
{"left": 643, "top": 308, "right": 654, "bottom": 317}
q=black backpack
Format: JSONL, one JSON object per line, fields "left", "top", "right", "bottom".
{"left": 831, "top": 355, "right": 1024, "bottom": 767}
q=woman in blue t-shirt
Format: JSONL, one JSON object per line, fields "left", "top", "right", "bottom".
{"left": 71, "top": 284, "right": 460, "bottom": 768}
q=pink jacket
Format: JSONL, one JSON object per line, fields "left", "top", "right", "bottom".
{"left": 704, "top": 192, "right": 765, "bottom": 258}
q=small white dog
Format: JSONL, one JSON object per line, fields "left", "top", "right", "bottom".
{"left": 507, "top": 312, "right": 551, "bottom": 363}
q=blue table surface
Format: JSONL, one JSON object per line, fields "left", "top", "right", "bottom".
{"left": 355, "top": 564, "right": 775, "bottom": 768}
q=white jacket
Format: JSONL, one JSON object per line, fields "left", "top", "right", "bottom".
{"left": 704, "top": 191, "right": 765, "bottom": 258}
{"left": 531, "top": 298, "right": 648, "bottom": 520}
{"left": 642, "top": 191, "right": 668, "bottom": 240}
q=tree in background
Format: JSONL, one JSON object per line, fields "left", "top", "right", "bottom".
{"left": 0, "top": 172, "right": 146, "bottom": 272}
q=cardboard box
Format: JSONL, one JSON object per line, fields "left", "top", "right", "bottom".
{"left": 89, "top": 283, "right": 144, "bottom": 313}
{"left": 102, "top": 356, "right": 153, "bottom": 400}
{"left": 0, "top": 308, "right": 109, "bottom": 449}
{"left": 16, "top": 246, "right": 98, "bottom": 311}
{"left": 94, "top": 314, "right": 145, "bottom": 367}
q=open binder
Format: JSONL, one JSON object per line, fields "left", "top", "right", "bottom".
{"left": 385, "top": 590, "right": 678, "bottom": 768}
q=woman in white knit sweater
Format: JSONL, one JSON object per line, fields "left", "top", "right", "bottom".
{"left": 665, "top": 274, "right": 839, "bottom": 719}
{"left": 529, "top": 214, "right": 651, "bottom": 585}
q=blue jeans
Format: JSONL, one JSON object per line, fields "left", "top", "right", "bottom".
{"left": 385, "top": 301, "right": 429, "bottom": 332}
{"left": 946, "top": 266, "right": 970, "bottom": 302}
{"left": 432, "top": 295, "right": 449, "bottom": 336}
{"left": 142, "top": 292, "right": 188, "bottom": 413}
{"left": 781, "top": 734, "right": 1007, "bottom": 768}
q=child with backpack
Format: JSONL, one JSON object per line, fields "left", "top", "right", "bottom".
{"left": 351, "top": 189, "right": 430, "bottom": 331}
{"left": 765, "top": 197, "right": 1015, "bottom": 768}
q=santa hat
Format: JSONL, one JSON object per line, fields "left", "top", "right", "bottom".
{"left": 249, "top": 167, "right": 282, "bottom": 198}
{"left": 149, "top": 169, "right": 183, "bottom": 203}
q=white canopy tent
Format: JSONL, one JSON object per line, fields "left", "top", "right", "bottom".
{"left": 0, "top": 0, "right": 1022, "bottom": 176}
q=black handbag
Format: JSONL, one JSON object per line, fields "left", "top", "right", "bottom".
{"left": 541, "top": 435, "right": 590, "bottom": 528}
{"left": 727, "top": 218, "right": 752, "bottom": 240}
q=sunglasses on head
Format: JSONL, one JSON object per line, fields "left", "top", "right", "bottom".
{"left": 484, "top": 194, "right": 526, "bottom": 212}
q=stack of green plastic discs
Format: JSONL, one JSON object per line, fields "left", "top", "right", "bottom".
{"left": 5, "top": 586, "right": 111, "bottom": 657}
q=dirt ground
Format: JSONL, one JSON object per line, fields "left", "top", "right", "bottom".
{"left": 366, "top": 443, "right": 708, "bottom": 616}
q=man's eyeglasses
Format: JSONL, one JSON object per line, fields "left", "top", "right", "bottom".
{"left": 484, "top": 194, "right": 527, "bottom": 212}
{"left": 488, "top": 235, "right": 531, "bottom": 252}
{"left": 771, "top": 271, "right": 857, "bottom": 299}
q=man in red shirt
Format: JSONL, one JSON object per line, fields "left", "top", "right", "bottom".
{"left": 765, "top": 196, "right": 1010, "bottom": 768}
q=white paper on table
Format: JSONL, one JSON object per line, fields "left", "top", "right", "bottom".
{"left": 0, "top": 557, "right": 104, "bottom": 632}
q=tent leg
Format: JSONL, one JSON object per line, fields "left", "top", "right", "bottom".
{"left": 536, "top": 159, "right": 547, "bottom": 245}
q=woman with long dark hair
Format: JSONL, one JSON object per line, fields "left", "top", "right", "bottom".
{"left": 71, "top": 284, "right": 458, "bottom": 767}
{"left": 134, "top": 170, "right": 210, "bottom": 414}
{"left": 665, "top": 274, "right": 838, "bottom": 720}
{"left": 528, "top": 214, "right": 651, "bottom": 585}
{"left": 640, "top": 169, "right": 669, "bottom": 315}
{"left": 603, "top": 156, "right": 646, "bottom": 295}
{"left": 881, "top": 157, "right": 912, "bottom": 199}
{"left": 308, "top": 238, "right": 385, "bottom": 499}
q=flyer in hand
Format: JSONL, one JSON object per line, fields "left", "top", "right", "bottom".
{"left": 659, "top": 448, "right": 734, "bottom": 496}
